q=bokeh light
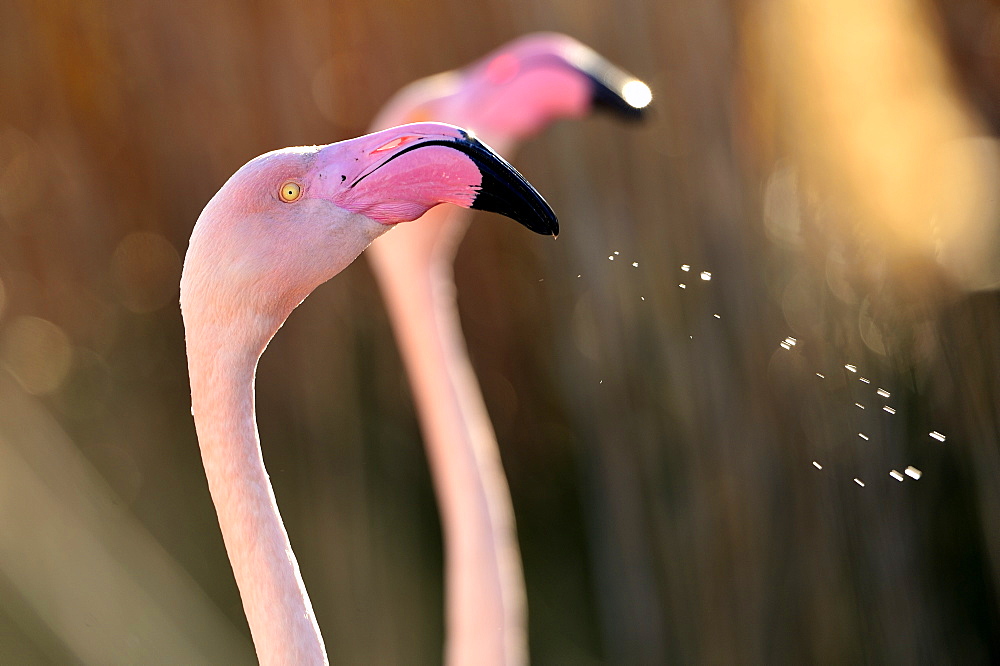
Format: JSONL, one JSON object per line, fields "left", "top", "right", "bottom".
{"left": 622, "top": 79, "right": 652, "bottom": 110}
{"left": 1, "top": 316, "right": 72, "bottom": 395}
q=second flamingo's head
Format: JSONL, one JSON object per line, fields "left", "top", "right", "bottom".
{"left": 180, "top": 123, "right": 557, "bottom": 328}
{"left": 429, "top": 33, "right": 653, "bottom": 139}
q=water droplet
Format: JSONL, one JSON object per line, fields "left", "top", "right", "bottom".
{"left": 640, "top": 296, "right": 645, "bottom": 301}
{"left": 577, "top": 274, "right": 582, "bottom": 278}
{"left": 890, "top": 470, "right": 904, "bottom": 482}
{"left": 816, "top": 373, "right": 825, "bottom": 379}
{"left": 905, "top": 466, "right": 922, "bottom": 480}
{"left": 608, "top": 255, "right": 615, "bottom": 261}
{"left": 877, "top": 388, "right": 890, "bottom": 398}
{"left": 859, "top": 377, "right": 871, "bottom": 384}
{"left": 614, "top": 251, "right": 620, "bottom": 255}
{"left": 681, "top": 264, "right": 691, "bottom": 272}
{"left": 780, "top": 342, "right": 791, "bottom": 350}
{"left": 929, "top": 431, "right": 946, "bottom": 442}
{"left": 858, "top": 433, "right": 869, "bottom": 441}
{"left": 855, "top": 403, "right": 865, "bottom": 409}
{"left": 713, "top": 314, "right": 721, "bottom": 319}
{"left": 679, "top": 283, "right": 687, "bottom": 289}
{"left": 632, "top": 262, "right": 639, "bottom": 268}
{"left": 812, "top": 461, "right": 823, "bottom": 470}
{"left": 845, "top": 364, "right": 858, "bottom": 372}
{"left": 700, "top": 271, "right": 712, "bottom": 281}
{"left": 883, "top": 406, "right": 896, "bottom": 414}
{"left": 854, "top": 478, "right": 866, "bottom": 487}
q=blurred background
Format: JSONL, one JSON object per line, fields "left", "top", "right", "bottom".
{"left": 2, "top": 0, "right": 1000, "bottom": 662}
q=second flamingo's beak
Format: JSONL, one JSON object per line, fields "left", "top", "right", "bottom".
{"left": 575, "top": 53, "right": 653, "bottom": 121}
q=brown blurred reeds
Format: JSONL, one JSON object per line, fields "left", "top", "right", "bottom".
{"left": 1, "top": 0, "right": 999, "bottom": 663}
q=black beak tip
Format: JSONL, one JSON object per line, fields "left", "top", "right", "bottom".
{"left": 470, "top": 188, "right": 559, "bottom": 237}
{"left": 585, "top": 65, "right": 653, "bottom": 121}
{"left": 455, "top": 135, "right": 560, "bottom": 237}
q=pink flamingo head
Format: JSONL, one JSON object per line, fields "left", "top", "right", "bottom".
{"left": 449, "top": 32, "right": 652, "bottom": 139}
{"left": 180, "top": 122, "right": 557, "bottom": 331}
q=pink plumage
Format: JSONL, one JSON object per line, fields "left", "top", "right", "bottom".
{"left": 181, "top": 123, "right": 556, "bottom": 666}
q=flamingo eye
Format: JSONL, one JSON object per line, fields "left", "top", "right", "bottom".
{"left": 278, "top": 181, "right": 302, "bottom": 203}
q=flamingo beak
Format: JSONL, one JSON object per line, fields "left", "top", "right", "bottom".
{"left": 580, "top": 57, "right": 652, "bottom": 120}
{"left": 354, "top": 130, "right": 560, "bottom": 237}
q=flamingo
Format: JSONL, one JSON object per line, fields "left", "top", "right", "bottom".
{"left": 366, "top": 34, "right": 651, "bottom": 665}
{"left": 179, "top": 122, "right": 557, "bottom": 666}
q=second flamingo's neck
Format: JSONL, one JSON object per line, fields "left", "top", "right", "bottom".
{"left": 370, "top": 240, "right": 527, "bottom": 666}
{"left": 186, "top": 324, "right": 327, "bottom": 666}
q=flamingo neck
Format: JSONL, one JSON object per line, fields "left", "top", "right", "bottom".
{"left": 186, "top": 320, "right": 328, "bottom": 666}
{"left": 370, "top": 233, "right": 527, "bottom": 666}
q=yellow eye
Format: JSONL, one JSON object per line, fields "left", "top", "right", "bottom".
{"left": 278, "top": 181, "right": 302, "bottom": 202}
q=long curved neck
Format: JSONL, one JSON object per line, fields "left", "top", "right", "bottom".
{"left": 369, "top": 219, "right": 527, "bottom": 666}
{"left": 186, "top": 318, "right": 327, "bottom": 666}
